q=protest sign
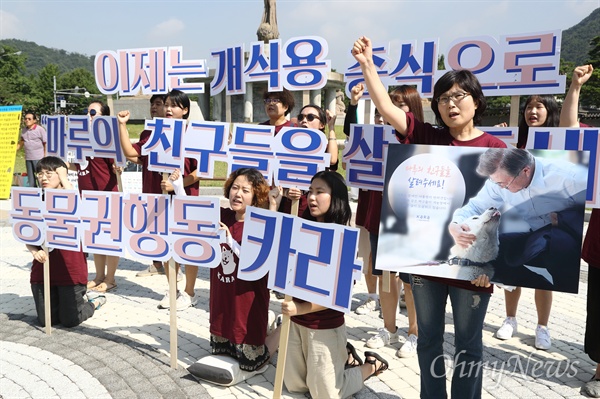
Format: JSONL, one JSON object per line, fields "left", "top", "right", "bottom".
{"left": 46, "top": 115, "right": 127, "bottom": 168}
{"left": 345, "top": 30, "right": 565, "bottom": 99}
{"left": 377, "top": 145, "right": 588, "bottom": 294}
{"left": 211, "top": 36, "right": 331, "bottom": 95}
{"left": 0, "top": 105, "right": 23, "bottom": 198}
{"left": 238, "top": 206, "right": 363, "bottom": 313}
{"left": 10, "top": 189, "right": 223, "bottom": 268}
{"left": 95, "top": 46, "right": 208, "bottom": 96}
{"left": 342, "top": 123, "right": 398, "bottom": 191}
{"left": 525, "top": 126, "right": 599, "bottom": 208}
{"left": 9, "top": 187, "right": 45, "bottom": 246}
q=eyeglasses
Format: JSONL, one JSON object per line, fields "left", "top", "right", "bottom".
{"left": 87, "top": 109, "right": 98, "bottom": 116}
{"left": 437, "top": 92, "right": 470, "bottom": 105}
{"left": 491, "top": 169, "right": 522, "bottom": 189}
{"left": 24, "top": 117, "right": 33, "bottom": 121}
{"left": 297, "top": 113, "right": 320, "bottom": 122}
{"left": 264, "top": 98, "right": 281, "bottom": 104}
{"left": 36, "top": 171, "right": 56, "bottom": 179}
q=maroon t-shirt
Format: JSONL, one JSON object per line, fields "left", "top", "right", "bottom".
{"left": 583, "top": 209, "right": 600, "bottom": 268}
{"left": 400, "top": 112, "right": 507, "bottom": 293}
{"left": 30, "top": 248, "right": 88, "bottom": 286}
{"left": 361, "top": 190, "right": 383, "bottom": 236}
{"left": 132, "top": 130, "right": 200, "bottom": 196}
{"left": 260, "top": 120, "right": 308, "bottom": 217}
{"left": 133, "top": 130, "right": 163, "bottom": 194}
{"left": 290, "top": 213, "right": 345, "bottom": 330}
{"left": 209, "top": 208, "right": 270, "bottom": 345}
{"left": 355, "top": 189, "right": 370, "bottom": 228}
{"left": 399, "top": 112, "right": 507, "bottom": 148}
{"left": 76, "top": 157, "right": 118, "bottom": 192}
{"left": 291, "top": 299, "right": 345, "bottom": 330}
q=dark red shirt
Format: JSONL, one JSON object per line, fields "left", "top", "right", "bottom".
{"left": 132, "top": 130, "right": 199, "bottom": 196}
{"left": 583, "top": 209, "right": 600, "bottom": 268}
{"left": 31, "top": 248, "right": 88, "bottom": 286}
{"left": 209, "top": 208, "right": 270, "bottom": 345}
{"left": 290, "top": 212, "right": 345, "bottom": 330}
{"left": 400, "top": 112, "right": 507, "bottom": 293}
{"left": 76, "top": 157, "right": 118, "bottom": 192}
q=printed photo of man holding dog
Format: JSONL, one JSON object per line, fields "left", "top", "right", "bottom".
{"left": 450, "top": 147, "right": 588, "bottom": 294}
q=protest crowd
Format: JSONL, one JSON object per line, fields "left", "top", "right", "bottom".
{"left": 8, "top": 32, "right": 600, "bottom": 399}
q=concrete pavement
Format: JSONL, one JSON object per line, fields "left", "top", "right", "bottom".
{"left": 0, "top": 196, "right": 595, "bottom": 399}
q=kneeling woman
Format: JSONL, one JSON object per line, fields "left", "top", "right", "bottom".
{"left": 280, "top": 171, "right": 388, "bottom": 398}
{"left": 209, "top": 167, "right": 280, "bottom": 371}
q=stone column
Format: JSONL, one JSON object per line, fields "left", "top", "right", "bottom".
{"left": 310, "top": 89, "right": 321, "bottom": 107}
{"left": 244, "top": 82, "right": 254, "bottom": 123}
{"left": 213, "top": 91, "right": 223, "bottom": 122}
{"left": 225, "top": 93, "right": 232, "bottom": 122}
{"left": 325, "top": 88, "right": 336, "bottom": 115}
{"left": 198, "top": 90, "right": 211, "bottom": 120}
{"left": 302, "top": 90, "right": 310, "bottom": 108}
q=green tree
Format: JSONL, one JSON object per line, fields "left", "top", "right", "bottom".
{"left": 33, "top": 64, "right": 61, "bottom": 115}
{"left": 57, "top": 68, "right": 100, "bottom": 115}
{"left": 580, "top": 35, "right": 600, "bottom": 108}
{"left": 0, "top": 44, "right": 32, "bottom": 108}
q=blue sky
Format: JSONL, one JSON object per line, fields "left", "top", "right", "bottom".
{"left": 1, "top": 0, "right": 598, "bottom": 73}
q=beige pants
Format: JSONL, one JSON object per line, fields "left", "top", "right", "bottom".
{"left": 284, "top": 322, "right": 363, "bottom": 399}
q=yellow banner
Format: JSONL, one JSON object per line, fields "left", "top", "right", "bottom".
{"left": 0, "top": 105, "right": 23, "bottom": 199}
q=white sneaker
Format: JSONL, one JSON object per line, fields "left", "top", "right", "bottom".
{"left": 397, "top": 334, "right": 418, "bottom": 358}
{"left": 496, "top": 317, "right": 517, "bottom": 340}
{"left": 158, "top": 290, "right": 179, "bottom": 309}
{"left": 535, "top": 325, "right": 551, "bottom": 350}
{"left": 366, "top": 327, "right": 399, "bottom": 349}
{"left": 355, "top": 297, "right": 380, "bottom": 315}
{"left": 267, "top": 310, "right": 277, "bottom": 335}
{"left": 136, "top": 262, "right": 165, "bottom": 277}
{"left": 175, "top": 291, "right": 196, "bottom": 311}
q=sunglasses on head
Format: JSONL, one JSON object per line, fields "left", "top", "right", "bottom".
{"left": 87, "top": 109, "right": 97, "bottom": 116}
{"left": 297, "top": 113, "right": 320, "bottom": 122}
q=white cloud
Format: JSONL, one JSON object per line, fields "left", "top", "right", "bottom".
{"left": 147, "top": 18, "right": 186, "bottom": 41}
{"left": 0, "top": 10, "right": 23, "bottom": 39}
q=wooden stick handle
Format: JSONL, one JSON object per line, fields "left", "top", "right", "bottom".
{"left": 272, "top": 198, "right": 299, "bottom": 398}
{"left": 272, "top": 295, "right": 292, "bottom": 398}
{"left": 42, "top": 244, "right": 51, "bottom": 335}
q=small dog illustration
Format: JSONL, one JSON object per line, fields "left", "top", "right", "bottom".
{"left": 448, "top": 207, "right": 501, "bottom": 281}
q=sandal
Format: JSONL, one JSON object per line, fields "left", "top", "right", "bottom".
{"left": 91, "top": 282, "right": 117, "bottom": 293}
{"left": 345, "top": 342, "right": 363, "bottom": 369}
{"left": 87, "top": 280, "right": 102, "bottom": 289}
{"left": 364, "top": 351, "right": 389, "bottom": 379}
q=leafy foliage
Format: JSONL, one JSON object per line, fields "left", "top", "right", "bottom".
{"left": 0, "top": 42, "right": 102, "bottom": 114}
{"left": 0, "top": 39, "right": 93, "bottom": 76}
{"left": 561, "top": 8, "right": 600, "bottom": 66}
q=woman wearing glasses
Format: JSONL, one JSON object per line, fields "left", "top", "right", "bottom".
{"left": 297, "top": 104, "right": 338, "bottom": 171}
{"left": 352, "top": 36, "right": 505, "bottom": 399}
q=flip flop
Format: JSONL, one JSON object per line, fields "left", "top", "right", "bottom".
{"left": 91, "top": 282, "right": 116, "bottom": 293}
{"left": 87, "top": 280, "right": 102, "bottom": 289}
{"left": 345, "top": 342, "right": 363, "bottom": 369}
{"left": 364, "top": 351, "right": 389, "bottom": 379}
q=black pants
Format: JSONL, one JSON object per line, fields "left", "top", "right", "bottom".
{"left": 31, "top": 283, "right": 95, "bottom": 327}
{"left": 586, "top": 266, "right": 600, "bottom": 363}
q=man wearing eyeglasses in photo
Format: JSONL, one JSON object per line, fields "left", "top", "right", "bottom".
{"left": 17, "top": 112, "right": 47, "bottom": 187}
{"left": 449, "top": 147, "right": 587, "bottom": 296}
